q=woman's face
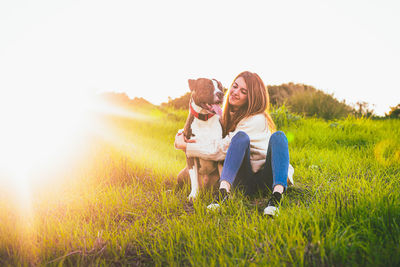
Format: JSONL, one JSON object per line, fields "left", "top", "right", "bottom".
{"left": 229, "top": 76, "right": 248, "bottom": 109}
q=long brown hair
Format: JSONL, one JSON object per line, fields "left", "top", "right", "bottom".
{"left": 221, "top": 71, "right": 276, "bottom": 136}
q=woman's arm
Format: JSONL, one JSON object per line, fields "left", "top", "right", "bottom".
{"left": 174, "top": 131, "right": 195, "bottom": 152}
{"left": 185, "top": 134, "right": 232, "bottom": 161}
{"left": 174, "top": 128, "right": 231, "bottom": 160}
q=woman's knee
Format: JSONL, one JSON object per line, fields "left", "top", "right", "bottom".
{"left": 270, "top": 131, "right": 288, "bottom": 145}
{"left": 231, "top": 131, "right": 250, "bottom": 146}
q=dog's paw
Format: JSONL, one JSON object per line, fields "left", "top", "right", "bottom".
{"left": 187, "top": 192, "right": 198, "bottom": 201}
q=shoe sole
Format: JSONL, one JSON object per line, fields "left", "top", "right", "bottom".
{"left": 207, "top": 203, "right": 220, "bottom": 211}
{"left": 263, "top": 206, "right": 279, "bottom": 216}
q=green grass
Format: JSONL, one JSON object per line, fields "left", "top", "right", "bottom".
{"left": 0, "top": 106, "right": 399, "bottom": 266}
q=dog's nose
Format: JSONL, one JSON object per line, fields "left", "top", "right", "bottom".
{"left": 216, "top": 91, "right": 224, "bottom": 100}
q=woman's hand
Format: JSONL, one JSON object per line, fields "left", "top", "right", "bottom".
{"left": 174, "top": 131, "right": 196, "bottom": 151}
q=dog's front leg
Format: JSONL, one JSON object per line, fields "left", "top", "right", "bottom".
{"left": 187, "top": 157, "right": 199, "bottom": 201}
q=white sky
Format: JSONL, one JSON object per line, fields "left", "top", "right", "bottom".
{"left": 1, "top": 0, "right": 399, "bottom": 115}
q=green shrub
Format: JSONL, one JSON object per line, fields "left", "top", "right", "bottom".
{"left": 288, "top": 90, "right": 353, "bottom": 120}
{"left": 268, "top": 82, "right": 316, "bottom": 106}
{"left": 386, "top": 104, "right": 400, "bottom": 118}
{"left": 270, "top": 105, "right": 302, "bottom": 129}
{"left": 162, "top": 93, "right": 191, "bottom": 110}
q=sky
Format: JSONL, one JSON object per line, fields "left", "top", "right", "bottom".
{"left": 0, "top": 0, "right": 399, "bottom": 115}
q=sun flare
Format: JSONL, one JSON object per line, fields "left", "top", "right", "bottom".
{"left": 0, "top": 90, "right": 108, "bottom": 212}
{"left": 1, "top": 92, "right": 89, "bottom": 169}
{"left": 0, "top": 88, "right": 154, "bottom": 214}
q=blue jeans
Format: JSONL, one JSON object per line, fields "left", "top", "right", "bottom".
{"left": 220, "top": 131, "right": 289, "bottom": 195}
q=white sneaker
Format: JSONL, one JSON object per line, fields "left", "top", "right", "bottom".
{"left": 264, "top": 192, "right": 283, "bottom": 217}
{"left": 206, "top": 188, "right": 229, "bottom": 211}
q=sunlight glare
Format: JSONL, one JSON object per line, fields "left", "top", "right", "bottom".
{"left": 0, "top": 87, "right": 155, "bottom": 219}
{"left": 0, "top": 89, "right": 98, "bottom": 214}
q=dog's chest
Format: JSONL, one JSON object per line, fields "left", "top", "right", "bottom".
{"left": 190, "top": 115, "right": 222, "bottom": 142}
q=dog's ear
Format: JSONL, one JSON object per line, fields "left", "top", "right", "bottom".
{"left": 213, "top": 79, "right": 227, "bottom": 93}
{"left": 215, "top": 79, "right": 223, "bottom": 91}
{"left": 188, "top": 79, "right": 196, "bottom": 92}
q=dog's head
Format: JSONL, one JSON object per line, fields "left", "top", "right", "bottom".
{"left": 188, "top": 78, "right": 224, "bottom": 114}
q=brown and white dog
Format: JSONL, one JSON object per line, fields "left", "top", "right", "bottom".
{"left": 180, "top": 78, "right": 224, "bottom": 200}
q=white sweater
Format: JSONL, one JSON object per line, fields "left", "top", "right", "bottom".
{"left": 186, "top": 113, "right": 294, "bottom": 184}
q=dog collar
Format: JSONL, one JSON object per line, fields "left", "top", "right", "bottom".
{"left": 190, "top": 103, "right": 215, "bottom": 121}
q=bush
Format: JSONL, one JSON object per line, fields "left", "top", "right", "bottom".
{"left": 270, "top": 105, "right": 302, "bottom": 129}
{"left": 162, "top": 93, "right": 191, "bottom": 110}
{"left": 98, "top": 92, "right": 154, "bottom": 109}
{"left": 268, "top": 82, "right": 315, "bottom": 106}
{"left": 386, "top": 104, "right": 400, "bottom": 118}
{"left": 288, "top": 90, "right": 353, "bottom": 120}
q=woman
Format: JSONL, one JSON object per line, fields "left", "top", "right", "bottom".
{"left": 175, "top": 71, "right": 293, "bottom": 216}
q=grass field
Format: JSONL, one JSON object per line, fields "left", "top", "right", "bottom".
{"left": 0, "top": 104, "right": 399, "bottom": 266}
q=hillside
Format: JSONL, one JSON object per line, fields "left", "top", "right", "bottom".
{"left": 99, "top": 92, "right": 155, "bottom": 109}
{"left": 0, "top": 104, "right": 399, "bottom": 266}
{"left": 162, "top": 82, "right": 355, "bottom": 120}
